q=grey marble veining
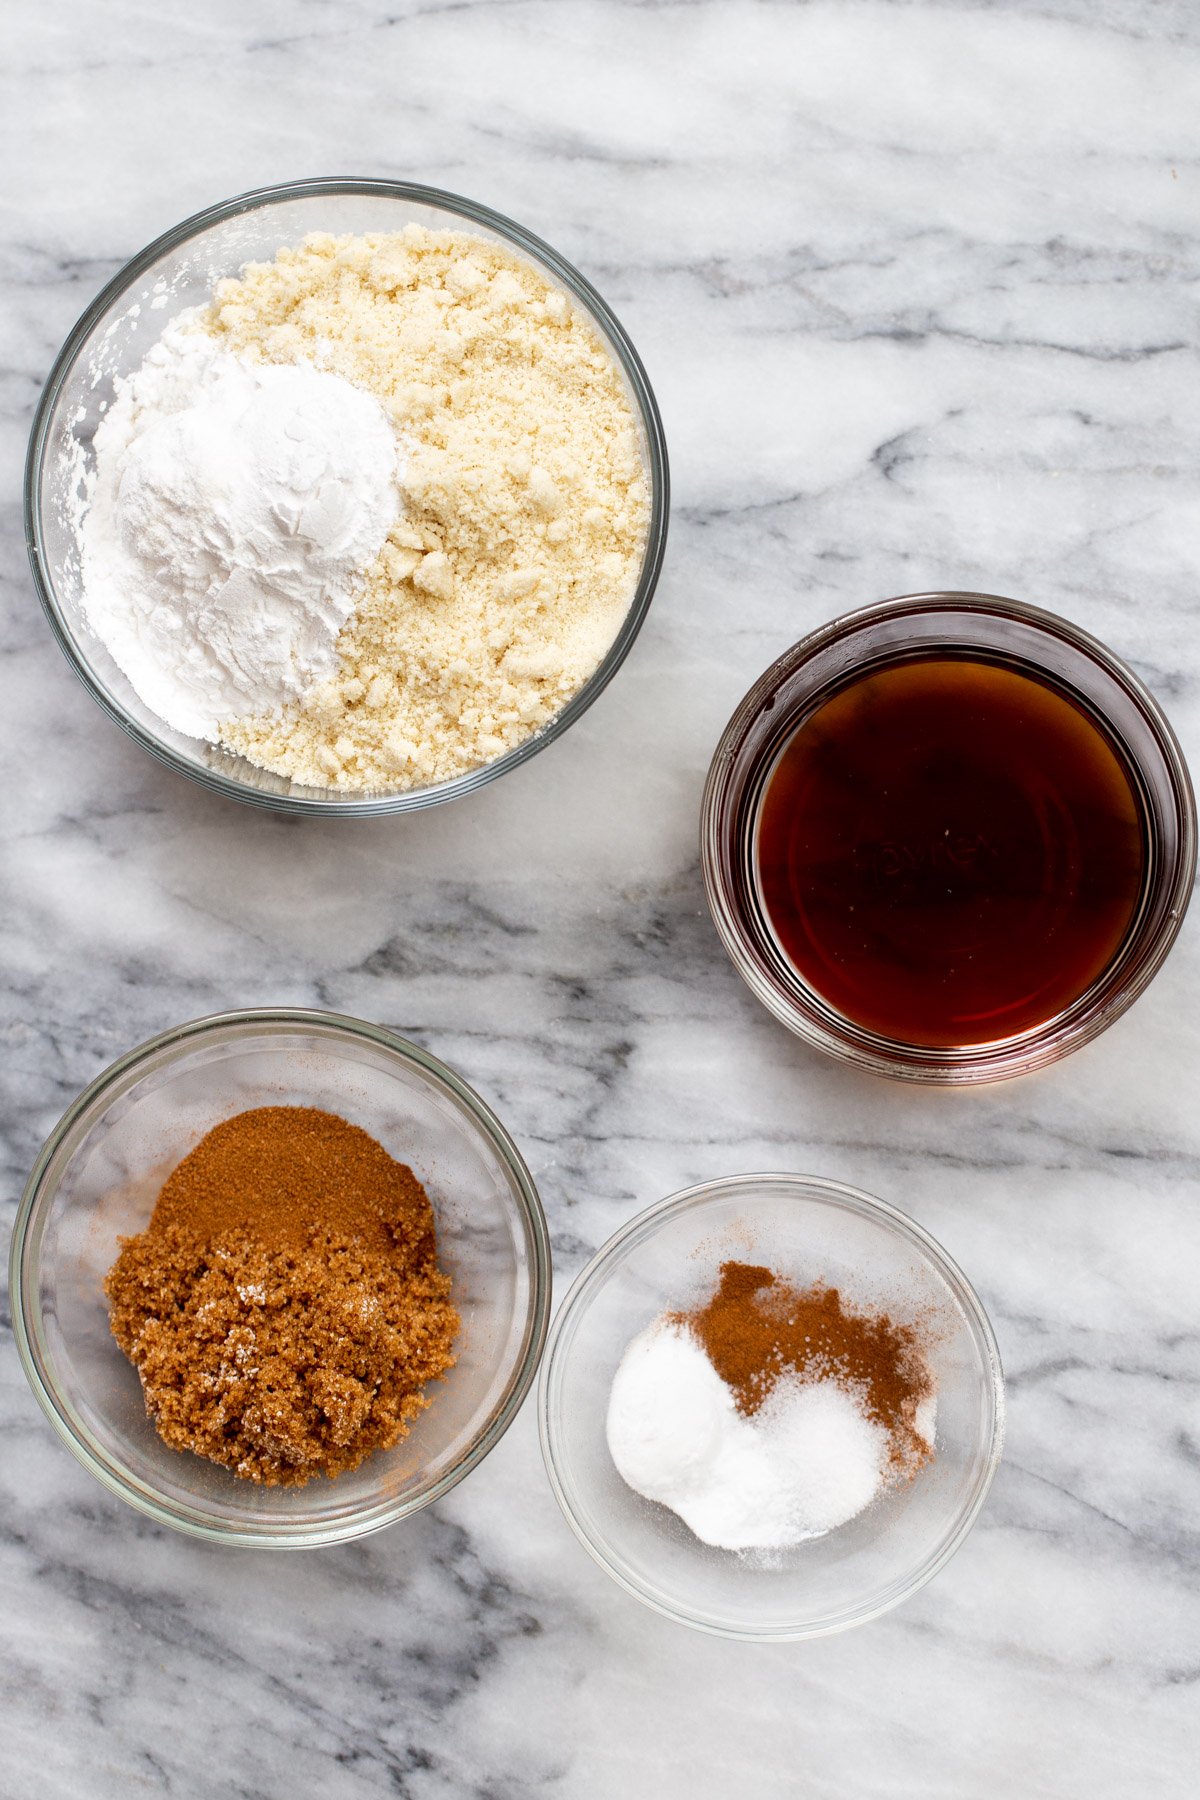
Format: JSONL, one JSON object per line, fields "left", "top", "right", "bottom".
{"left": 2, "top": 2, "right": 1199, "bottom": 1795}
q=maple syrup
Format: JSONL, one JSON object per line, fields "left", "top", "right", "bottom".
{"left": 753, "top": 654, "right": 1147, "bottom": 1048}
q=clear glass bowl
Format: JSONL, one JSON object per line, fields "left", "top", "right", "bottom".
{"left": 25, "top": 177, "right": 669, "bottom": 814}
{"left": 10, "top": 1009, "right": 551, "bottom": 1546}
{"left": 539, "top": 1174, "right": 1004, "bottom": 1639}
{"left": 702, "top": 593, "right": 1196, "bottom": 1083}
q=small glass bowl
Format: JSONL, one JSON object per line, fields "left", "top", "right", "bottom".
{"left": 25, "top": 177, "right": 669, "bottom": 814}
{"left": 10, "top": 1009, "right": 551, "bottom": 1547}
{"left": 538, "top": 1174, "right": 1004, "bottom": 1640}
{"left": 702, "top": 592, "right": 1196, "bottom": 1084}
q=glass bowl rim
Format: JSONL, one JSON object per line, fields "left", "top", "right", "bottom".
{"left": 10, "top": 1005, "right": 553, "bottom": 1548}
{"left": 700, "top": 590, "right": 1197, "bottom": 1085}
{"left": 24, "top": 175, "right": 670, "bottom": 817}
{"left": 538, "top": 1170, "right": 1006, "bottom": 1640}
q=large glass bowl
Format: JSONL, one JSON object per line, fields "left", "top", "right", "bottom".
{"left": 10, "top": 1009, "right": 551, "bottom": 1547}
{"left": 539, "top": 1174, "right": 1004, "bottom": 1639}
{"left": 25, "top": 177, "right": 669, "bottom": 814}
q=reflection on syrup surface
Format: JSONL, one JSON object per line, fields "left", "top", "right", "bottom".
{"left": 754, "top": 655, "right": 1147, "bottom": 1048}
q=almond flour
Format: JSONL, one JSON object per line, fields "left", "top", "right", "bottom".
{"left": 208, "top": 226, "right": 651, "bottom": 790}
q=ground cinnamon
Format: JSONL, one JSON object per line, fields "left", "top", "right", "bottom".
{"left": 105, "top": 1106, "right": 459, "bottom": 1486}
{"left": 676, "top": 1260, "right": 934, "bottom": 1478}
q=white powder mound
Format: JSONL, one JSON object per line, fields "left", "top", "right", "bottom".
{"left": 756, "top": 1378, "right": 888, "bottom": 1536}
{"left": 79, "top": 319, "right": 400, "bottom": 739}
{"left": 606, "top": 1321, "right": 890, "bottom": 1552}
{"left": 606, "top": 1321, "right": 796, "bottom": 1549}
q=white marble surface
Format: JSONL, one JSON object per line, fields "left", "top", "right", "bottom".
{"left": 3, "top": 2, "right": 1199, "bottom": 1794}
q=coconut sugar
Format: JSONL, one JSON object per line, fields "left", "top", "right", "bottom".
{"left": 104, "top": 1107, "right": 459, "bottom": 1485}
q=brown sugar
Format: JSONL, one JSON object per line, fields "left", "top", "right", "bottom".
{"left": 104, "top": 1107, "right": 459, "bottom": 1485}
{"left": 676, "top": 1260, "right": 935, "bottom": 1480}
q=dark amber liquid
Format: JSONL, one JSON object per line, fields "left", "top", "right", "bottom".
{"left": 754, "top": 655, "right": 1147, "bottom": 1048}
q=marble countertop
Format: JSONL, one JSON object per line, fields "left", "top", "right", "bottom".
{"left": 3, "top": 2, "right": 1199, "bottom": 1795}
